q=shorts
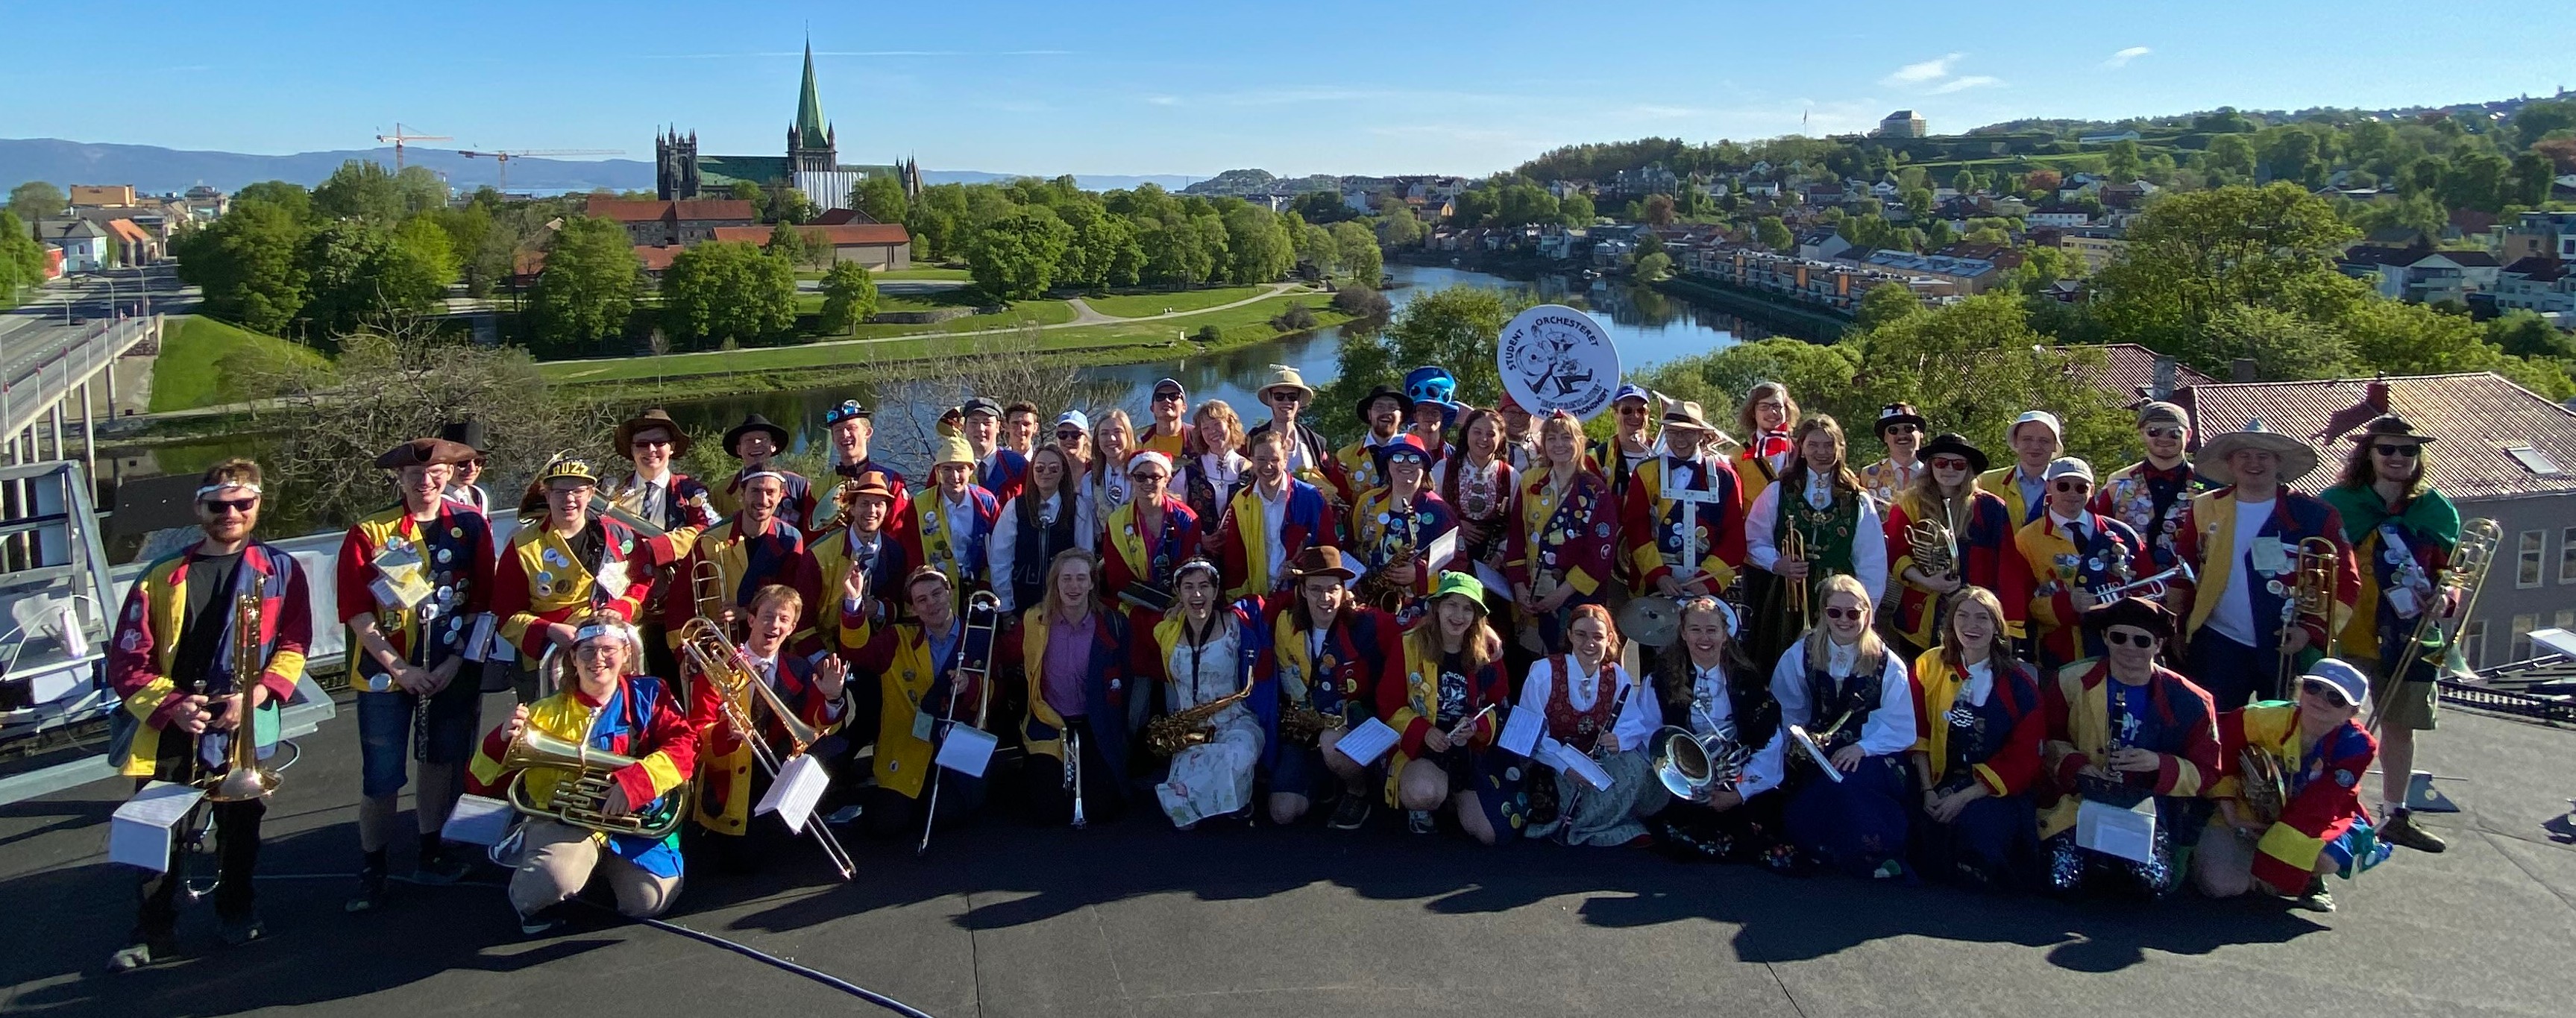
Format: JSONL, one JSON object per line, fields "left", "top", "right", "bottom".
{"left": 355, "top": 678, "right": 484, "bottom": 797}
{"left": 1270, "top": 744, "right": 1325, "bottom": 799}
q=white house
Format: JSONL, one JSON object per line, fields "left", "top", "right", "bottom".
{"left": 37, "top": 219, "right": 108, "bottom": 273}
{"left": 2494, "top": 257, "right": 2576, "bottom": 325}
{"left": 2027, "top": 205, "right": 2094, "bottom": 229}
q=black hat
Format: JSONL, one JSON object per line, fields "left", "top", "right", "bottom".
{"left": 615, "top": 408, "right": 693, "bottom": 459}
{"left": 961, "top": 396, "right": 1005, "bottom": 419}
{"left": 824, "top": 399, "right": 871, "bottom": 425}
{"left": 436, "top": 418, "right": 488, "bottom": 454}
{"left": 723, "top": 413, "right": 790, "bottom": 458}
{"left": 2082, "top": 596, "right": 2173, "bottom": 643}
{"left": 374, "top": 437, "right": 477, "bottom": 470}
{"left": 2348, "top": 414, "right": 2435, "bottom": 445}
{"left": 1920, "top": 432, "right": 1988, "bottom": 474}
{"left": 1354, "top": 384, "right": 1407, "bottom": 425}
{"left": 1873, "top": 401, "right": 1928, "bottom": 436}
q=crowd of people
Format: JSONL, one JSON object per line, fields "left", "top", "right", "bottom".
{"left": 99, "top": 361, "right": 2469, "bottom": 970}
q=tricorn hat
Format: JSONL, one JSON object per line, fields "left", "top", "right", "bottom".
{"left": 374, "top": 437, "right": 477, "bottom": 471}
{"left": 2082, "top": 595, "right": 2174, "bottom": 642}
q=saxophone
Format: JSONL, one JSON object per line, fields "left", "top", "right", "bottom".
{"left": 1277, "top": 701, "right": 1346, "bottom": 747}
{"left": 1145, "top": 682, "right": 1254, "bottom": 757}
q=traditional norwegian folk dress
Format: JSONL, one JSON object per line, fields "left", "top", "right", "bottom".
{"left": 1145, "top": 615, "right": 1265, "bottom": 828}
{"left": 1641, "top": 657, "right": 1792, "bottom": 867}
{"left": 1774, "top": 637, "right": 1916, "bottom": 879}
{"left": 1517, "top": 656, "right": 1663, "bottom": 846}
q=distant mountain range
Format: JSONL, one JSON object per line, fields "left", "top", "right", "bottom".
{"left": 0, "top": 137, "right": 1201, "bottom": 197}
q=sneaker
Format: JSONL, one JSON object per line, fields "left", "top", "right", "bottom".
{"left": 415, "top": 837, "right": 472, "bottom": 885}
{"left": 2380, "top": 810, "right": 2448, "bottom": 853}
{"left": 518, "top": 904, "right": 567, "bottom": 937}
{"left": 2293, "top": 878, "right": 2337, "bottom": 914}
{"left": 823, "top": 804, "right": 866, "bottom": 826}
{"left": 1407, "top": 809, "right": 1435, "bottom": 835}
{"left": 346, "top": 855, "right": 389, "bottom": 913}
{"left": 1326, "top": 792, "right": 1372, "bottom": 831}
{"left": 106, "top": 937, "right": 176, "bottom": 973}
{"left": 218, "top": 912, "right": 267, "bottom": 947}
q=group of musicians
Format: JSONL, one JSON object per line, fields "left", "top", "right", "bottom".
{"left": 101, "top": 365, "right": 2471, "bottom": 969}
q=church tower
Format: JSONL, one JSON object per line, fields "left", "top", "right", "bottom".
{"left": 788, "top": 37, "right": 838, "bottom": 173}
{"left": 656, "top": 126, "right": 700, "bottom": 201}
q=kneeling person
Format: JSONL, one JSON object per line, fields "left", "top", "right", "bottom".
{"left": 1383, "top": 573, "right": 1522, "bottom": 843}
{"left": 2195, "top": 659, "right": 2390, "bottom": 912}
{"left": 688, "top": 585, "right": 850, "bottom": 868}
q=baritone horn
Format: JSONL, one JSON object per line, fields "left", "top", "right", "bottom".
{"left": 499, "top": 726, "right": 689, "bottom": 838}
{"left": 2274, "top": 536, "right": 2343, "bottom": 699}
{"left": 1647, "top": 722, "right": 1750, "bottom": 803}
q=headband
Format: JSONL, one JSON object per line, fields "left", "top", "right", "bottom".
{"left": 739, "top": 469, "right": 787, "bottom": 485}
{"left": 1175, "top": 557, "right": 1221, "bottom": 583}
{"left": 574, "top": 622, "right": 635, "bottom": 646}
{"left": 1127, "top": 450, "right": 1174, "bottom": 476}
{"left": 198, "top": 483, "right": 263, "bottom": 499}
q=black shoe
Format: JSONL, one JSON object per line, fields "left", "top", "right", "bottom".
{"left": 414, "top": 838, "right": 472, "bottom": 885}
{"left": 1326, "top": 792, "right": 1372, "bottom": 831}
{"left": 218, "top": 911, "right": 267, "bottom": 947}
{"left": 518, "top": 903, "right": 569, "bottom": 937}
{"left": 2293, "top": 877, "right": 2337, "bottom": 913}
{"left": 346, "top": 854, "right": 389, "bottom": 913}
{"left": 2381, "top": 810, "right": 2448, "bottom": 853}
{"left": 107, "top": 937, "right": 177, "bottom": 973}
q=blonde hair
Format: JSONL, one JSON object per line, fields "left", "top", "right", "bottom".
{"left": 1092, "top": 409, "right": 1135, "bottom": 479}
{"left": 1936, "top": 585, "right": 2019, "bottom": 678}
{"left": 1188, "top": 400, "right": 1245, "bottom": 458}
{"left": 201, "top": 457, "right": 263, "bottom": 490}
{"left": 1042, "top": 547, "right": 1103, "bottom": 617}
{"left": 1537, "top": 412, "right": 1587, "bottom": 471}
{"left": 1801, "top": 573, "right": 1889, "bottom": 672}
{"left": 749, "top": 583, "right": 803, "bottom": 617}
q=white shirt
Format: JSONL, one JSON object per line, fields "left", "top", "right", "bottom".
{"left": 987, "top": 491, "right": 1099, "bottom": 613}
{"left": 2210, "top": 496, "right": 2277, "bottom": 645}
{"left": 1515, "top": 659, "right": 1659, "bottom": 753}
{"left": 1197, "top": 452, "right": 1246, "bottom": 511}
{"left": 1957, "top": 659, "right": 1996, "bottom": 708}
{"left": 1433, "top": 457, "right": 1504, "bottom": 518}
{"left": 1744, "top": 477, "right": 1890, "bottom": 602}
{"left": 1690, "top": 660, "right": 1787, "bottom": 798}
{"left": 1769, "top": 638, "right": 1916, "bottom": 759}
{"left": 628, "top": 468, "right": 673, "bottom": 522}
{"left": 1257, "top": 481, "right": 1292, "bottom": 583}
{"left": 2049, "top": 509, "right": 2087, "bottom": 544}
{"left": 941, "top": 492, "right": 974, "bottom": 564}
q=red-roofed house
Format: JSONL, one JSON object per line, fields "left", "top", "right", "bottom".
{"left": 709, "top": 222, "right": 912, "bottom": 271}
{"left": 583, "top": 197, "right": 757, "bottom": 247}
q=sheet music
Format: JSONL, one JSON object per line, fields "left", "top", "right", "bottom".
{"left": 441, "top": 794, "right": 517, "bottom": 846}
{"left": 756, "top": 754, "right": 833, "bottom": 832}
{"left": 1331, "top": 717, "right": 1400, "bottom": 765}
{"left": 1498, "top": 704, "right": 1543, "bottom": 757}
{"left": 1536, "top": 738, "right": 1614, "bottom": 791}
{"left": 934, "top": 723, "right": 999, "bottom": 777}
{"left": 1421, "top": 527, "right": 1460, "bottom": 574}
{"left": 2076, "top": 797, "right": 2158, "bottom": 863}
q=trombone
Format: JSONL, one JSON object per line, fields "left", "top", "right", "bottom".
{"left": 676, "top": 617, "right": 857, "bottom": 880}
{"left": 920, "top": 591, "right": 1002, "bottom": 856}
{"left": 2376, "top": 518, "right": 2500, "bottom": 730}
{"left": 691, "top": 559, "right": 729, "bottom": 629}
{"left": 201, "top": 594, "right": 282, "bottom": 803}
{"left": 2274, "top": 536, "right": 2343, "bottom": 700}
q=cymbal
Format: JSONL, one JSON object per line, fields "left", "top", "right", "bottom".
{"left": 1618, "top": 596, "right": 1680, "bottom": 648}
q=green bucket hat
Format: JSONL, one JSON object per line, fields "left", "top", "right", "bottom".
{"left": 1430, "top": 571, "right": 1487, "bottom": 609}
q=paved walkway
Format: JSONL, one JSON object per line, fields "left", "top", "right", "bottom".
{"left": 3, "top": 698, "right": 2567, "bottom": 1017}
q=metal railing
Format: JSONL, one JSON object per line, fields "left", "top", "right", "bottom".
{"left": 0, "top": 312, "right": 158, "bottom": 442}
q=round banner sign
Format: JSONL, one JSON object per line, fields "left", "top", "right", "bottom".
{"left": 1497, "top": 304, "right": 1622, "bottom": 421}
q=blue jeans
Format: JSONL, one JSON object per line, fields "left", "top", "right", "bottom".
{"left": 355, "top": 679, "right": 483, "bottom": 798}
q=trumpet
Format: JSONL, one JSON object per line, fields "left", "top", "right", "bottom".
{"left": 1780, "top": 527, "right": 1812, "bottom": 631}
{"left": 1066, "top": 726, "right": 1087, "bottom": 829}
{"left": 2274, "top": 536, "right": 2343, "bottom": 700}
{"left": 2089, "top": 559, "right": 2196, "bottom": 603}
{"left": 201, "top": 594, "right": 282, "bottom": 802}
{"left": 676, "top": 617, "right": 856, "bottom": 879}
{"left": 499, "top": 725, "right": 688, "bottom": 838}
{"left": 1785, "top": 705, "right": 1857, "bottom": 784}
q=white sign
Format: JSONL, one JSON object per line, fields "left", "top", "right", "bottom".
{"left": 756, "top": 754, "right": 833, "bottom": 832}
{"left": 1498, "top": 304, "right": 1622, "bottom": 421}
{"left": 2076, "top": 796, "right": 2158, "bottom": 864}
{"left": 110, "top": 782, "right": 204, "bottom": 872}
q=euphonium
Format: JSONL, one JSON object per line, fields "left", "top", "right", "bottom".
{"left": 500, "top": 726, "right": 688, "bottom": 838}
{"left": 202, "top": 594, "right": 282, "bottom": 802}
{"left": 1647, "top": 724, "right": 1750, "bottom": 802}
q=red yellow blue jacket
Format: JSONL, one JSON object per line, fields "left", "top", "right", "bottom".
{"left": 1213, "top": 479, "right": 1336, "bottom": 600}
{"left": 900, "top": 486, "right": 1000, "bottom": 599}
{"left": 1621, "top": 453, "right": 1746, "bottom": 594}
{"left": 2090, "top": 459, "right": 2205, "bottom": 569}
{"left": 1732, "top": 432, "right": 1792, "bottom": 506}
{"left": 1909, "top": 648, "right": 2044, "bottom": 796}
{"left": 840, "top": 610, "right": 987, "bottom": 799}
{"left": 107, "top": 541, "right": 312, "bottom": 779}
{"left": 2036, "top": 659, "right": 2219, "bottom": 838}
{"left": 712, "top": 464, "right": 817, "bottom": 527}
{"left": 470, "top": 673, "right": 696, "bottom": 877}
{"left": 2170, "top": 488, "right": 2360, "bottom": 655}
{"left": 1504, "top": 464, "right": 1618, "bottom": 600}
{"left": 491, "top": 515, "right": 653, "bottom": 659}
{"left": 1882, "top": 489, "right": 2029, "bottom": 648}
{"left": 1254, "top": 594, "right": 1398, "bottom": 772}
{"left": 335, "top": 502, "right": 494, "bottom": 682}
{"left": 1334, "top": 434, "right": 1405, "bottom": 509}
{"left": 2212, "top": 700, "right": 2376, "bottom": 891}
{"left": 1350, "top": 486, "right": 1458, "bottom": 601}
{"left": 2014, "top": 511, "right": 2148, "bottom": 667}
{"left": 685, "top": 648, "right": 844, "bottom": 835}
{"left": 1003, "top": 605, "right": 1137, "bottom": 800}
{"left": 2320, "top": 484, "right": 2459, "bottom": 666}
{"left": 1378, "top": 626, "right": 1506, "bottom": 764}
{"left": 661, "top": 515, "right": 823, "bottom": 651}
{"left": 1103, "top": 495, "right": 1201, "bottom": 600}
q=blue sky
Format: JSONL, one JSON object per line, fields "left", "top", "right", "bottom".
{"left": 5, "top": 1, "right": 2567, "bottom": 177}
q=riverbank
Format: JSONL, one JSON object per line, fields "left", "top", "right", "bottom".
{"left": 1650, "top": 275, "right": 1853, "bottom": 339}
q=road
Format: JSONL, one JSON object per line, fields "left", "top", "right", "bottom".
{"left": 0, "top": 265, "right": 190, "bottom": 392}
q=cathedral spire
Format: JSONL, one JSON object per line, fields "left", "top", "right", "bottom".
{"left": 794, "top": 34, "right": 830, "bottom": 152}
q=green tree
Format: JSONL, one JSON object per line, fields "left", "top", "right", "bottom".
{"left": 0, "top": 211, "right": 44, "bottom": 290}
{"left": 1330, "top": 221, "right": 1381, "bottom": 285}
{"left": 1322, "top": 286, "right": 1538, "bottom": 418}
{"left": 6, "top": 181, "right": 66, "bottom": 221}
{"left": 1058, "top": 203, "right": 1143, "bottom": 289}
{"left": 2207, "top": 134, "right": 2257, "bottom": 179}
{"left": 2441, "top": 152, "right": 2510, "bottom": 213}
{"left": 852, "top": 175, "right": 909, "bottom": 226}
{"left": 393, "top": 216, "right": 459, "bottom": 286}
{"left": 2198, "top": 304, "right": 2357, "bottom": 381}
{"left": 173, "top": 199, "right": 310, "bottom": 334}
{"left": 2489, "top": 309, "right": 2575, "bottom": 359}
{"left": 1853, "top": 281, "right": 1920, "bottom": 330}
{"left": 1633, "top": 251, "right": 1673, "bottom": 281}
{"left": 1644, "top": 194, "right": 1676, "bottom": 225}
{"left": 234, "top": 181, "right": 312, "bottom": 221}
{"left": 395, "top": 165, "right": 449, "bottom": 218}
{"left": 1562, "top": 192, "right": 1596, "bottom": 225}
{"left": 1292, "top": 219, "right": 1338, "bottom": 278}
{"left": 2090, "top": 183, "right": 2358, "bottom": 361}
{"left": 313, "top": 160, "right": 406, "bottom": 223}
{"left": 1289, "top": 191, "right": 1354, "bottom": 224}
{"left": 2507, "top": 153, "right": 2557, "bottom": 207}
{"left": 527, "top": 216, "right": 640, "bottom": 351}
{"left": 1219, "top": 203, "right": 1293, "bottom": 284}
{"left": 2510, "top": 99, "right": 2576, "bottom": 145}
{"left": 1844, "top": 294, "right": 2130, "bottom": 465}
{"left": 1377, "top": 203, "right": 1424, "bottom": 248}
{"left": 1756, "top": 216, "right": 1793, "bottom": 251}
{"left": 967, "top": 206, "right": 1073, "bottom": 299}
{"left": 295, "top": 219, "right": 451, "bottom": 340}
{"left": 662, "top": 241, "right": 797, "bottom": 348}
{"left": 817, "top": 260, "right": 879, "bottom": 336}
{"left": 2106, "top": 139, "right": 2143, "bottom": 181}
{"left": 1140, "top": 213, "right": 1223, "bottom": 286}
{"left": 1633, "top": 338, "right": 1862, "bottom": 430}
{"left": 1901, "top": 187, "right": 1935, "bottom": 218}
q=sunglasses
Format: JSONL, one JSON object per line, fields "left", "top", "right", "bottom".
{"left": 1884, "top": 424, "right": 1920, "bottom": 436}
{"left": 2143, "top": 427, "right": 2184, "bottom": 440}
{"left": 2373, "top": 444, "right": 2419, "bottom": 459}
{"left": 1129, "top": 471, "right": 1169, "bottom": 483}
{"left": 1155, "top": 392, "right": 1184, "bottom": 403}
{"left": 2102, "top": 629, "right": 2158, "bottom": 647}
{"left": 2052, "top": 480, "right": 2092, "bottom": 493}
{"left": 1822, "top": 606, "right": 1865, "bottom": 621}
{"left": 630, "top": 437, "right": 673, "bottom": 449}
{"left": 1930, "top": 456, "right": 1970, "bottom": 470}
{"left": 1056, "top": 430, "right": 1084, "bottom": 440}
{"left": 2299, "top": 677, "right": 2348, "bottom": 700}
{"left": 202, "top": 497, "right": 259, "bottom": 515}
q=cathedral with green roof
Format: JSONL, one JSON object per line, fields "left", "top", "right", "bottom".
{"left": 654, "top": 38, "right": 920, "bottom": 211}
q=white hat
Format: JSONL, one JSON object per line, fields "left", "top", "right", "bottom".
{"left": 2008, "top": 409, "right": 2064, "bottom": 443}
{"left": 2303, "top": 658, "right": 2369, "bottom": 707}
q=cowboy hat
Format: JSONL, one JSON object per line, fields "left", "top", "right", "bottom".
{"left": 722, "top": 413, "right": 789, "bottom": 458}
{"left": 2346, "top": 414, "right": 2435, "bottom": 445}
{"left": 1287, "top": 545, "right": 1358, "bottom": 581}
{"left": 614, "top": 408, "right": 693, "bottom": 458}
{"left": 1259, "top": 365, "right": 1313, "bottom": 405}
{"left": 2199, "top": 418, "right": 2319, "bottom": 485}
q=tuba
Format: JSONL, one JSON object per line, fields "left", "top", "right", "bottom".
{"left": 499, "top": 726, "right": 689, "bottom": 838}
{"left": 676, "top": 617, "right": 857, "bottom": 879}
{"left": 202, "top": 594, "right": 282, "bottom": 802}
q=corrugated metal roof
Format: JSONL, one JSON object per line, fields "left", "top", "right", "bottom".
{"left": 2180, "top": 372, "right": 2576, "bottom": 501}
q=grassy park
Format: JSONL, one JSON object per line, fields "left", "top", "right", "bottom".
{"left": 149, "top": 315, "right": 328, "bottom": 412}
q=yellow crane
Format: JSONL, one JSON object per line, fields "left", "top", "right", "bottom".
{"left": 374, "top": 123, "right": 452, "bottom": 170}
{"left": 456, "top": 149, "right": 625, "bottom": 192}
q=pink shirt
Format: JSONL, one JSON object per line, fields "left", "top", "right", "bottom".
{"left": 1042, "top": 611, "right": 1098, "bottom": 718}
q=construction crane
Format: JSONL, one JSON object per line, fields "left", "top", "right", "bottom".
{"left": 374, "top": 123, "right": 452, "bottom": 170}
{"left": 456, "top": 149, "right": 625, "bottom": 192}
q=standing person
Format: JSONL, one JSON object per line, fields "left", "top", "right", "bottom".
{"left": 1732, "top": 381, "right": 1798, "bottom": 506}
{"left": 1336, "top": 383, "right": 1412, "bottom": 508}
{"left": 2196, "top": 659, "right": 2390, "bottom": 911}
{"left": 960, "top": 397, "right": 1029, "bottom": 506}
{"left": 711, "top": 413, "right": 816, "bottom": 525}
{"left": 990, "top": 444, "right": 1096, "bottom": 615}
{"left": 2036, "top": 597, "right": 2218, "bottom": 900}
{"left": 1179, "top": 400, "right": 1248, "bottom": 528}
{"left": 1053, "top": 410, "right": 1094, "bottom": 472}
{"left": 2091, "top": 401, "right": 2202, "bottom": 570}
{"left": 1495, "top": 392, "right": 1539, "bottom": 472}
{"left": 1621, "top": 399, "right": 1745, "bottom": 600}
{"left": 817, "top": 399, "right": 911, "bottom": 530}
{"left": 1350, "top": 437, "right": 1457, "bottom": 615}
{"left": 1908, "top": 588, "right": 2046, "bottom": 891}
{"left": 1132, "top": 559, "right": 1272, "bottom": 829}
{"left": 1213, "top": 430, "right": 1336, "bottom": 601}
{"left": 1001, "top": 400, "right": 1043, "bottom": 459}
{"left": 685, "top": 585, "right": 849, "bottom": 864}
{"left": 1102, "top": 452, "right": 1202, "bottom": 609}
{"left": 1639, "top": 597, "right": 1792, "bottom": 867}
{"left": 105, "top": 459, "right": 312, "bottom": 969}
{"left": 1588, "top": 383, "right": 1662, "bottom": 499}
{"left": 469, "top": 612, "right": 695, "bottom": 934}
{"left": 813, "top": 471, "right": 911, "bottom": 632}
{"left": 1243, "top": 365, "right": 1342, "bottom": 497}
{"left": 840, "top": 567, "right": 996, "bottom": 838}
{"left": 1772, "top": 574, "right": 1917, "bottom": 879}
{"left": 1743, "top": 416, "right": 1889, "bottom": 673}
{"left": 902, "top": 436, "right": 1002, "bottom": 608}
{"left": 2015, "top": 458, "right": 2148, "bottom": 672}
{"left": 1138, "top": 377, "right": 1193, "bottom": 460}
{"left": 438, "top": 419, "right": 491, "bottom": 513}
{"left": 665, "top": 470, "right": 823, "bottom": 651}
{"left": 1433, "top": 406, "right": 1519, "bottom": 590}
{"left": 609, "top": 409, "right": 720, "bottom": 682}
{"left": 492, "top": 455, "right": 655, "bottom": 700}
{"left": 2169, "top": 421, "right": 2360, "bottom": 710}
{"left": 2319, "top": 415, "right": 2457, "bottom": 854}
{"left": 339, "top": 438, "right": 494, "bottom": 912}
{"left": 1084, "top": 408, "right": 1138, "bottom": 524}
{"left": 1518, "top": 605, "right": 1665, "bottom": 846}
{"left": 1403, "top": 365, "right": 1460, "bottom": 466}
{"left": 1506, "top": 411, "right": 1619, "bottom": 653}
{"left": 1260, "top": 547, "right": 1398, "bottom": 829}
{"left": 1383, "top": 573, "right": 1521, "bottom": 843}
{"left": 1005, "top": 550, "right": 1138, "bottom": 826}
{"left": 1979, "top": 410, "right": 2063, "bottom": 525}
{"left": 1858, "top": 402, "right": 1929, "bottom": 507}
{"left": 1882, "top": 433, "right": 2027, "bottom": 654}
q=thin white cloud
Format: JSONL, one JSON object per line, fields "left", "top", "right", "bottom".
{"left": 1930, "top": 75, "right": 2003, "bottom": 94}
{"left": 2103, "top": 45, "right": 2152, "bottom": 69}
{"left": 1883, "top": 53, "right": 1961, "bottom": 86}
{"left": 1143, "top": 95, "right": 1180, "bottom": 107}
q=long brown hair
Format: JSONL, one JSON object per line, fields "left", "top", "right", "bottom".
{"left": 1934, "top": 585, "right": 2020, "bottom": 679}
{"left": 1900, "top": 456, "right": 1976, "bottom": 537}
{"left": 1736, "top": 381, "right": 1800, "bottom": 437}
{"left": 1777, "top": 415, "right": 1863, "bottom": 497}
{"left": 1407, "top": 592, "right": 1501, "bottom": 688}
{"left": 1568, "top": 602, "right": 1621, "bottom": 670}
{"left": 1653, "top": 597, "right": 1756, "bottom": 709}
{"left": 2335, "top": 437, "right": 2427, "bottom": 502}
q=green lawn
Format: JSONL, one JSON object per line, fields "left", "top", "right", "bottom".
{"left": 150, "top": 315, "right": 330, "bottom": 412}
{"left": 1082, "top": 285, "right": 1271, "bottom": 318}
{"left": 873, "top": 266, "right": 973, "bottom": 281}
